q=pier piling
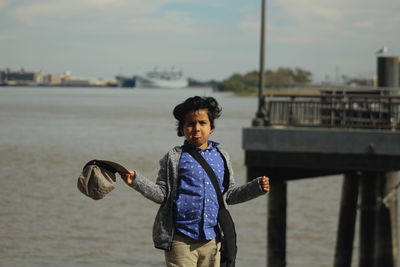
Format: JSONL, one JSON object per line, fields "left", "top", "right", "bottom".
{"left": 334, "top": 173, "right": 360, "bottom": 267}
{"left": 359, "top": 172, "right": 380, "bottom": 267}
{"left": 267, "top": 180, "right": 287, "bottom": 267}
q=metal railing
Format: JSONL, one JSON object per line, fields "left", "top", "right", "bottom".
{"left": 264, "top": 94, "right": 400, "bottom": 130}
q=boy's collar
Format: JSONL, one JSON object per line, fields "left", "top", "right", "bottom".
{"left": 182, "top": 140, "right": 219, "bottom": 151}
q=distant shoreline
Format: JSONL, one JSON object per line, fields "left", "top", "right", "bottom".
{"left": 0, "top": 84, "right": 217, "bottom": 90}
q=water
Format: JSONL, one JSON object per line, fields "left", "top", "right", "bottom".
{"left": 0, "top": 87, "right": 346, "bottom": 266}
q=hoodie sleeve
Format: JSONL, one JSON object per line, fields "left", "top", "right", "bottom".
{"left": 130, "top": 153, "right": 169, "bottom": 204}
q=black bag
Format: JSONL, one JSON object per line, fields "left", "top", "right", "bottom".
{"left": 218, "top": 208, "right": 237, "bottom": 267}
{"left": 183, "top": 147, "right": 237, "bottom": 267}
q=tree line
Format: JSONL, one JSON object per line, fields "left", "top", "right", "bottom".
{"left": 216, "top": 67, "right": 312, "bottom": 94}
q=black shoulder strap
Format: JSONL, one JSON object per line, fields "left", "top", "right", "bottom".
{"left": 183, "top": 147, "right": 226, "bottom": 209}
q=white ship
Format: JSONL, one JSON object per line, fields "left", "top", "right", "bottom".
{"left": 135, "top": 67, "right": 188, "bottom": 89}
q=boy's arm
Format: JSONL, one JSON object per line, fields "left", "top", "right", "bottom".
{"left": 121, "top": 155, "right": 169, "bottom": 204}
{"left": 225, "top": 177, "right": 267, "bottom": 205}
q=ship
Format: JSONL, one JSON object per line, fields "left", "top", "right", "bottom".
{"left": 115, "top": 75, "right": 135, "bottom": 88}
{"left": 135, "top": 67, "right": 188, "bottom": 89}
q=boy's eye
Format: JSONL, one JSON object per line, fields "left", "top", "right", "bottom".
{"left": 184, "top": 120, "right": 208, "bottom": 127}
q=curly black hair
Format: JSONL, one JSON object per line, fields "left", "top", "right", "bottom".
{"left": 173, "top": 96, "right": 222, "bottom": 137}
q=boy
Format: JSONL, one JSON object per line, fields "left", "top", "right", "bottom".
{"left": 121, "top": 96, "right": 269, "bottom": 267}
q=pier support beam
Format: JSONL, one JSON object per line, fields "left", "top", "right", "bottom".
{"left": 383, "top": 171, "right": 400, "bottom": 267}
{"left": 267, "top": 179, "right": 287, "bottom": 267}
{"left": 359, "top": 172, "right": 379, "bottom": 267}
{"left": 374, "top": 171, "right": 399, "bottom": 267}
{"left": 334, "top": 172, "right": 360, "bottom": 267}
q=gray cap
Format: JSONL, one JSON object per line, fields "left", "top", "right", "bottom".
{"left": 77, "top": 160, "right": 129, "bottom": 200}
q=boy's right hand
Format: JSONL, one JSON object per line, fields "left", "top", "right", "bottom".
{"left": 259, "top": 176, "right": 270, "bottom": 193}
{"left": 121, "top": 170, "right": 136, "bottom": 185}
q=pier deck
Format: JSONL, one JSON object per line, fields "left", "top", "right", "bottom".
{"left": 244, "top": 127, "right": 400, "bottom": 179}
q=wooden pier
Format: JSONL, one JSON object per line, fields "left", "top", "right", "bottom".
{"left": 243, "top": 90, "right": 400, "bottom": 267}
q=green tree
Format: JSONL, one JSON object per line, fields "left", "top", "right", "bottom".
{"left": 218, "top": 73, "right": 256, "bottom": 93}
{"left": 217, "top": 67, "right": 312, "bottom": 93}
{"left": 292, "top": 68, "right": 312, "bottom": 84}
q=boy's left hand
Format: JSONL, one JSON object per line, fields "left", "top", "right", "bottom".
{"left": 259, "top": 176, "right": 270, "bottom": 193}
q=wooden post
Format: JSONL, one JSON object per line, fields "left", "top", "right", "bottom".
{"left": 359, "top": 172, "right": 379, "bottom": 267}
{"left": 267, "top": 179, "right": 287, "bottom": 267}
{"left": 334, "top": 172, "right": 360, "bottom": 267}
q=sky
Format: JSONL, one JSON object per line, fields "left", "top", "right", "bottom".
{"left": 1, "top": 0, "right": 399, "bottom": 83}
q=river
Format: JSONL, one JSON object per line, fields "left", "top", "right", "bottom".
{"left": 0, "top": 86, "right": 350, "bottom": 266}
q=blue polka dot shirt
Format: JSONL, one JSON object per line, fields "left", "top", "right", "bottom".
{"left": 174, "top": 141, "right": 225, "bottom": 240}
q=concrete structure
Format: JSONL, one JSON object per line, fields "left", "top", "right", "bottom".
{"left": 0, "top": 70, "right": 4, "bottom": 85}
{"left": 0, "top": 68, "right": 46, "bottom": 85}
{"left": 44, "top": 73, "right": 69, "bottom": 85}
{"left": 243, "top": 123, "right": 400, "bottom": 267}
{"left": 0, "top": 68, "right": 116, "bottom": 87}
{"left": 61, "top": 76, "right": 115, "bottom": 87}
{"left": 243, "top": 127, "right": 400, "bottom": 176}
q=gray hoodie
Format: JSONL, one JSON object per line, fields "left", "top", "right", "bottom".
{"left": 131, "top": 145, "right": 266, "bottom": 250}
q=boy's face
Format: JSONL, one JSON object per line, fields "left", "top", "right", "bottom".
{"left": 183, "top": 109, "right": 212, "bottom": 150}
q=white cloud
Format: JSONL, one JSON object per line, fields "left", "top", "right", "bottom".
{"left": 0, "top": 0, "right": 8, "bottom": 9}
{"left": 269, "top": 0, "right": 400, "bottom": 45}
{"left": 292, "top": 0, "right": 396, "bottom": 25}
{"left": 312, "top": 7, "right": 342, "bottom": 22}
{"left": 13, "top": 3, "right": 60, "bottom": 24}
{"left": 10, "top": 0, "right": 204, "bottom": 39}
{"left": 239, "top": 16, "right": 258, "bottom": 31}
{"left": 354, "top": 19, "right": 376, "bottom": 29}
{"left": 0, "top": 32, "right": 14, "bottom": 40}
{"left": 85, "top": 0, "right": 124, "bottom": 7}
{"left": 12, "top": 0, "right": 176, "bottom": 24}
{"left": 126, "top": 11, "right": 197, "bottom": 34}
{"left": 276, "top": 0, "right": 354, "bottom": 24}
{"left": 237, "top": 1, "right": 346, "bottom": 44}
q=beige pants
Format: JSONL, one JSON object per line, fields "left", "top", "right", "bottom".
{"left": 165, "top": 233, "right": 221, "bottom": 267}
